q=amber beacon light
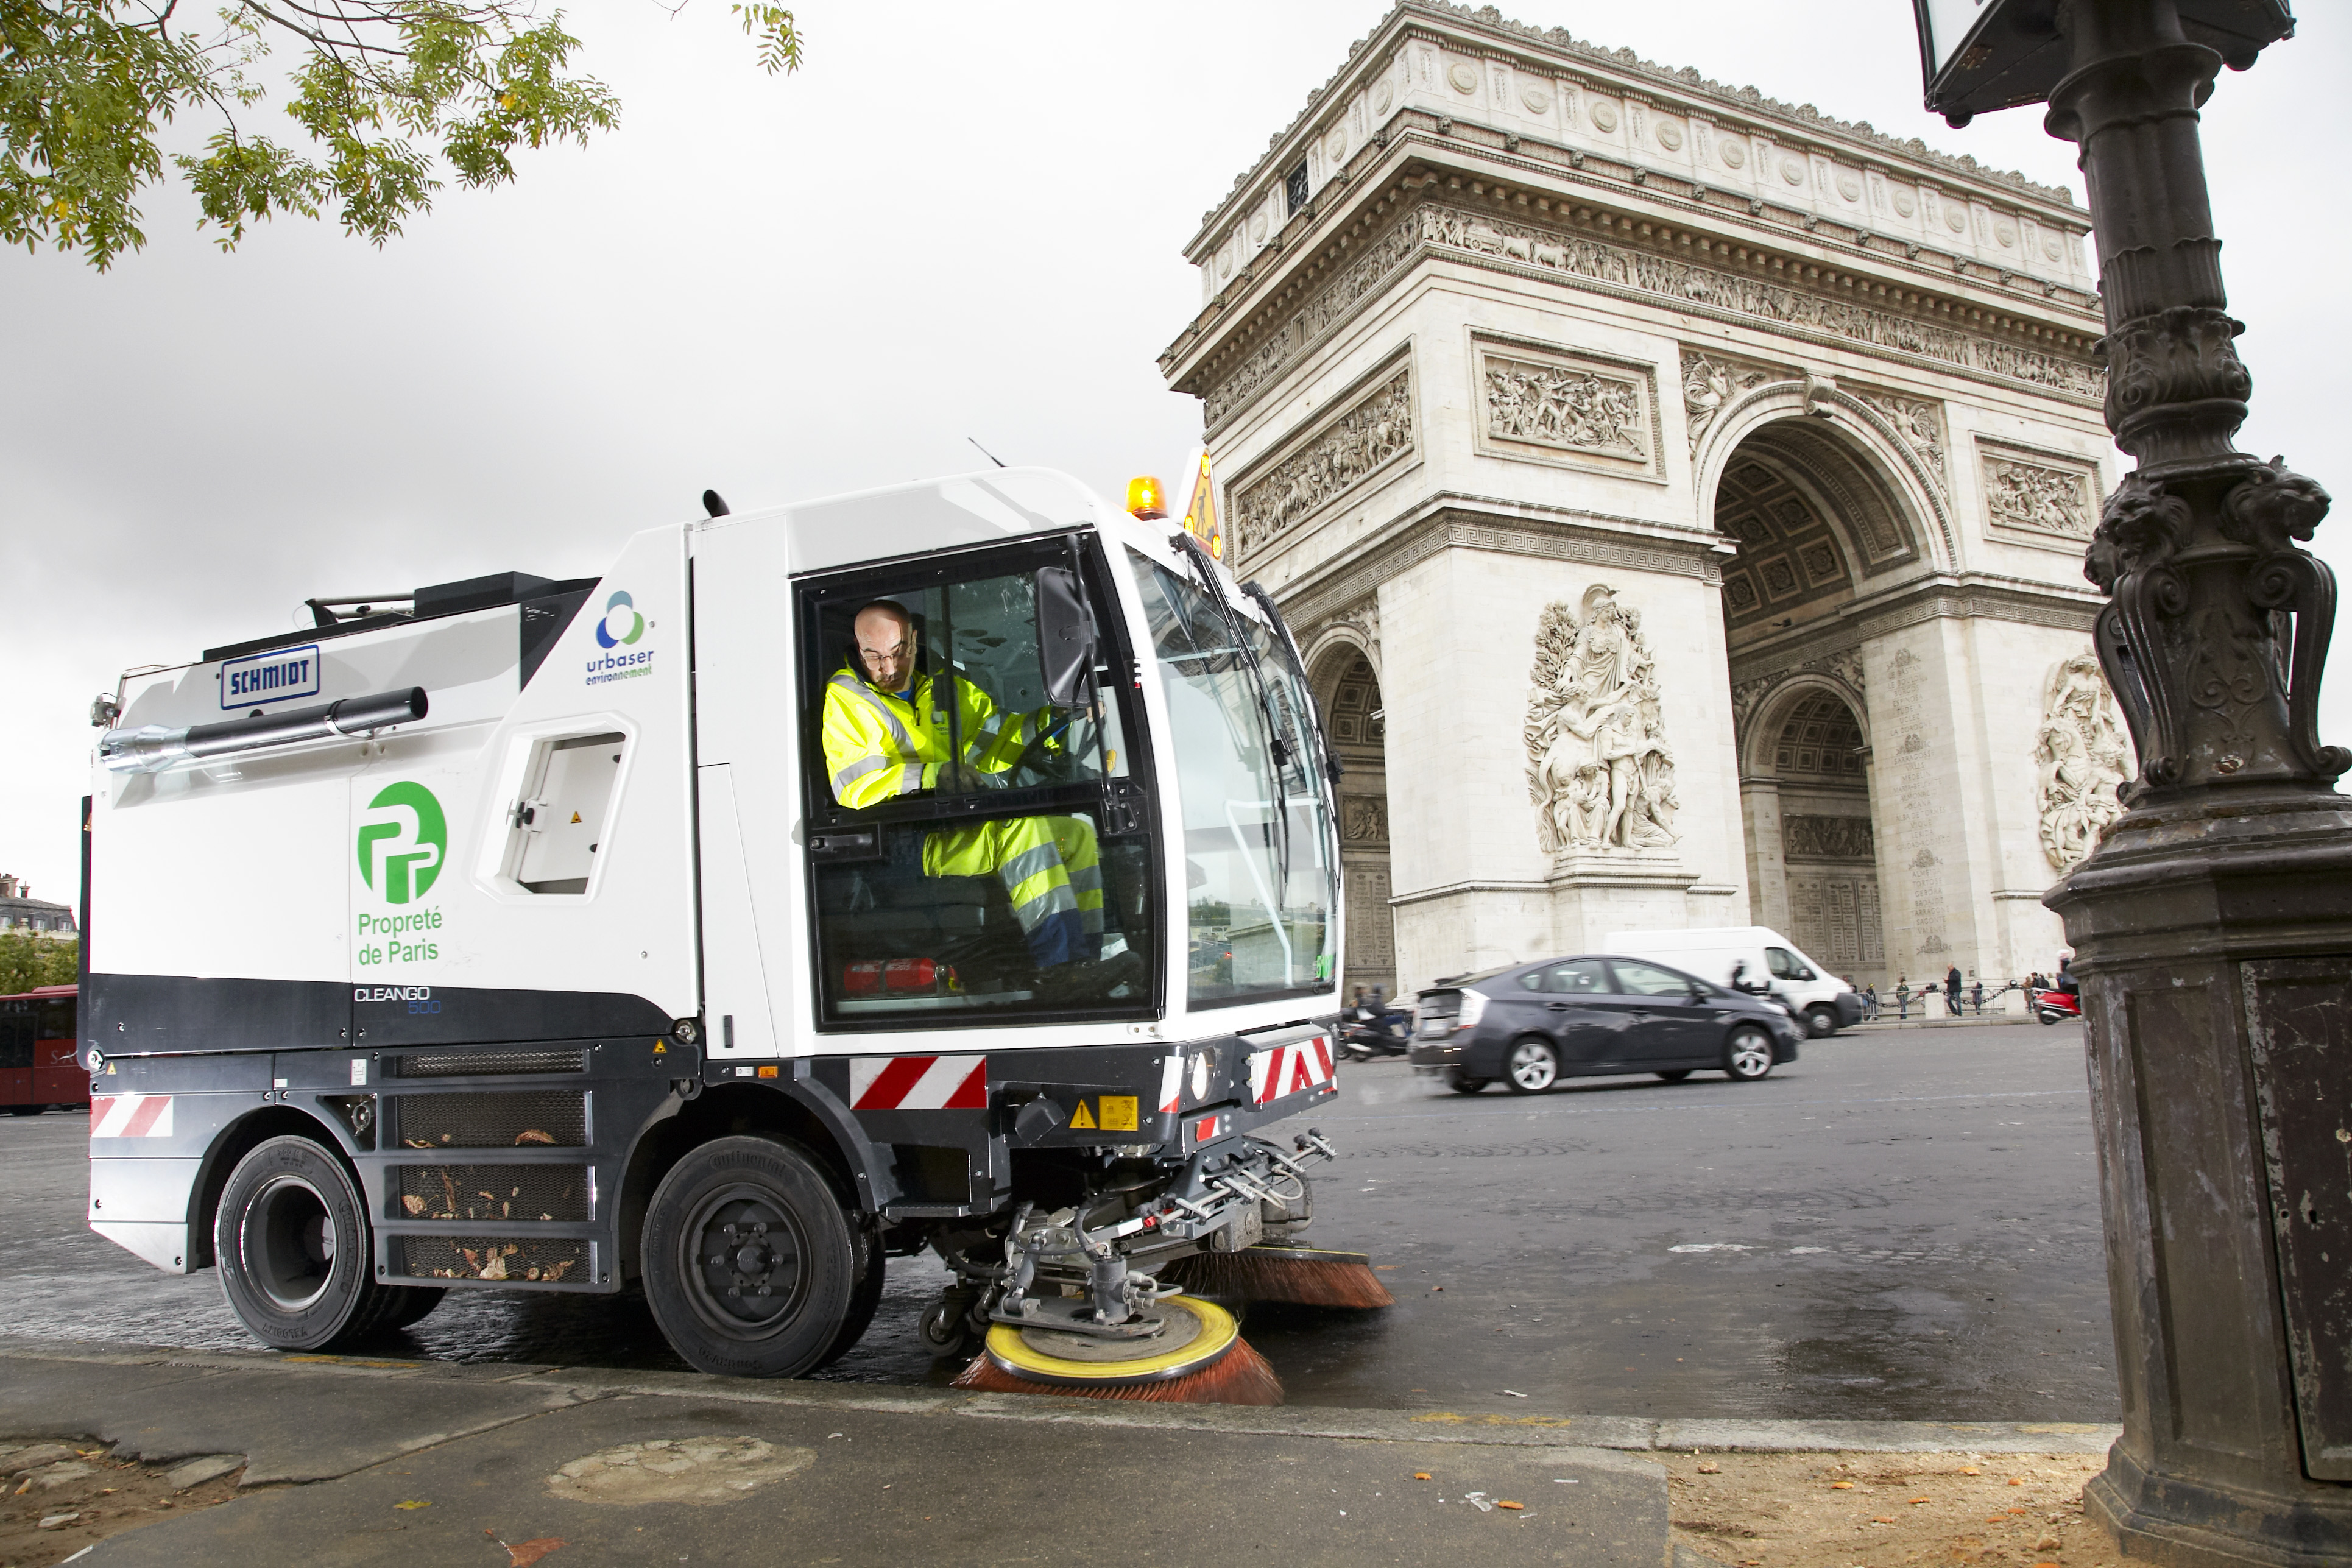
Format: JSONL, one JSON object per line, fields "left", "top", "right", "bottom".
{"left": 1126, "top": 476, "right": 1170, "bottom": 521}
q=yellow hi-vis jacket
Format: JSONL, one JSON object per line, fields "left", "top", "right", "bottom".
{"left": 821, "top": 666, "right": 1053, "bottom": 810}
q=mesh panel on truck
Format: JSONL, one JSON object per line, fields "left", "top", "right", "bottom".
{"left": 395, "top": 1092, "right": 587, "bottom": 1149}
{"left": 391, "top": 1047, "right": 587, "bottom": 1078}
{"left": 394, "top": 1235, "right": 591, "bottom": 1284}
{"left": 392, "top": 1164, "right": 592, "bottom": 1223}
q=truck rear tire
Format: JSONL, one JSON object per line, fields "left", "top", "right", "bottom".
{"left": 641, "top": 1134, "right": 861, "bottom": 1378}
{"left": 216, "top": 1134, "right": 406, "bottom": 1351}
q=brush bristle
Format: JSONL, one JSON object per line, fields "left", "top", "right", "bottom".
{"left": 949, "top": 1335, "right": 1284, "bottom": 1405}
{"left": 1160, "top": 1249, "right": 1397, "bottom": 1309}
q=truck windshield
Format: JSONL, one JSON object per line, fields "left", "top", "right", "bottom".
{"left": 1127, "top": 550, "right": 1335, "bottom": 1006}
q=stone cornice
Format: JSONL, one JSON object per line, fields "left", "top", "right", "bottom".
{"left": 1190, "top": 0, "right": 2078, "bottom": 260}
{"left": 1271, "top": 492, "right": 1730, "bottom": 634}
{"left": 1169, "top": 168, "right": 2104, "bottom": 439}
{"left": 1725, "top": 572, "right": 2103, "bottom": 684}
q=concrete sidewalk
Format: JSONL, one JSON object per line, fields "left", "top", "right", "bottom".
{"left": 1846, "top": 1008, "right": 2045, "bottom": 1030}
{"left": 0, "top": 1337, "right": 2121, "bottom": 1567}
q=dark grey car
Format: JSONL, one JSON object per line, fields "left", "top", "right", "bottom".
{"left": 1408, "top": 954, "right": 1806, "bottom": 1093}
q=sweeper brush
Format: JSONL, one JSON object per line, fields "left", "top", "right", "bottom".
{"left": 1157, "top": 1244, "right": 1396, "bottom": 1308}
{"left": 948, "top": 1295, "right": 1284, "bottom": 1405}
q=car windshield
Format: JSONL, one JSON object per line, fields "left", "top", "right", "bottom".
{"left": 1127, "top": 549, "right": 1335, "bottom": 1006}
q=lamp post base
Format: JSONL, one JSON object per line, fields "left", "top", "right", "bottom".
{"left": 2050, "top": 789, "right": 2352, "bottom": 1568}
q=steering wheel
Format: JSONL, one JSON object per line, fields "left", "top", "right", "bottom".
{"left": 1008, "top": 706, "right": 1097, "bottom": 785}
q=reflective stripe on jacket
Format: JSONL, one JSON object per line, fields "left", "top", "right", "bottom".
{"left": 821, "top": 666, "right": 1047, "bottom": 808}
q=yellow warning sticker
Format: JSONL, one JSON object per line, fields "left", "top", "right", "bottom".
{"left": 1098, "top": 1095, "right": 1138, "bottom": 1132}
{"left": 571, "top": 811, "right": 583, "bottom": 824}
{"left": 1070, "top": 1101, "right": 1096, "bottom": 1130}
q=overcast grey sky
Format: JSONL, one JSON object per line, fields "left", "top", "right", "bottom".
{"left": 6, "top": 2, "right": 2345, "bottom": 912}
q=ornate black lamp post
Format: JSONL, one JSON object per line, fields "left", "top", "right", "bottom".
{"left": 1916, "top": 2, "right": 2350, "bottom": 1564}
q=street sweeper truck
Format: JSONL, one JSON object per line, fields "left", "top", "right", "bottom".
{"left": 80, "top": 467, "right": 1388, "bottom": 1396}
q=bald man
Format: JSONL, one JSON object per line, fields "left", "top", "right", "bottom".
{"left": 821, "top": 600, "right": 1105, "bottom": 970}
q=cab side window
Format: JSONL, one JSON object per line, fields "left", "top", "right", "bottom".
{"left": 1765, "top": 946, "right": 1814, "bottom": 981}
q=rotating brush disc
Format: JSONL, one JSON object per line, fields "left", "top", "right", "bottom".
{"left": 949, "top": 1296, "right": 1283, "bottom": 1404}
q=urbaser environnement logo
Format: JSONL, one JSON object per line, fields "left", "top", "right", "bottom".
{"left": 595, "top": 590, "right": 645, "bottom": 649}
{"left": 356, "top": 781, "right": 446, "bottom": 904}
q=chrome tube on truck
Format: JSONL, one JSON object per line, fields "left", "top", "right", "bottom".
{"left": 99, "top": 686, "right": 428, "bottom": 773}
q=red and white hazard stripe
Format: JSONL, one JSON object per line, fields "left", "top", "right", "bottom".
{"left": 1157, "top": 1053, "right": 1183, "bottom": 1114}
{"left": 849, "top": 1054, "right": 987, "bottom": 1111}
{"left": 1249, "top": 1035, "right": 1334, "bottom": 1105}
{"left": 90, "top": 1095, "right": 174, "bottom": 1139}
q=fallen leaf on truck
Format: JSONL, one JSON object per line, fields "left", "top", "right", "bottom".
{"left": 401, "top": 1195, "right": 426, "bottom": 1215}
{"left": 516, "top": 1129, "right": 556, "bottom": 1145}
{"left": 481, "top": 1254, "right": 509, "bottom": 1281}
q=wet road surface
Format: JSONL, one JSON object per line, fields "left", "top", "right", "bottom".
{"left": 0, "top": 1022, "right": 2117, "bottom": 1419}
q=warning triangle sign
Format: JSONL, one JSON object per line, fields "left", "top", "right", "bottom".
{"left": 1070, "top": 1101, "right": 1096, "bottom": 1130}
{"left": 1180, "top": 451, "right": 1222, "bottom": 560}
{"left": 570, "top": 811, "right": 582, "bottom": 823}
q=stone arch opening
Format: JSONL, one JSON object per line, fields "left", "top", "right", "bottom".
{"left": 1308, "top": 643, "right": 1395, "bottom": 1003}
{"left": 1717, "top": 416, "right": 1915, "bottom": 990}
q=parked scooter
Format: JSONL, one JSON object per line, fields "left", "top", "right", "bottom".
{"left": 2030, "top": 987, "right": 2082, "bottom": 1026}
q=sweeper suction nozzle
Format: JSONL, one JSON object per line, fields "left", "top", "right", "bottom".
{"left": 950, "top": 1294, "right": 1283, "bottom": 1405}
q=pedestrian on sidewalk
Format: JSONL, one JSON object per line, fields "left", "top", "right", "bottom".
{"left": 1895, "top": 977, "right": 1911, "bottom": 1019}
{"left": 1862, "top": 983, "right": 1879, "bottom": 1020}
{"left": 1970, "top": 976, "right": 1985, "bottom": 1015}
{"left": 1944, "top": 964, "right": 1963, "bottom": 1017}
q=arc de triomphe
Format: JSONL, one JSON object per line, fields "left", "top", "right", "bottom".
{"left": 1159, "top": 1, "right": 2132, "bottom": 1001}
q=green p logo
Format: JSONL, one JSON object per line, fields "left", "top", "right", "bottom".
{"left": 357, "top": 781, "right": 447, "bottom": 905}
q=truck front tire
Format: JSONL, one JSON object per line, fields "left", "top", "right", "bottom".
{"left": 641, "top": 1134, "right": 861, "bottom": 1378}
{"left": 216, "top": 1134, "right": 422, "bottom": 1351}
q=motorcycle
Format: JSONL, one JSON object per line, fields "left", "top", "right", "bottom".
{"left": 2030, "top": 987, "right": 2082, "bottom": 1026}
{"left": 1339, "top": 1006, "right": 1412, "bottom": 1061}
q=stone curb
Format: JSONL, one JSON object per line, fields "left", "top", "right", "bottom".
{"left": 0, "top": 1335, "right": 2120, "bottom": 1456}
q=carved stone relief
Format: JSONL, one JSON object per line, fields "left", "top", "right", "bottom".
{"left": 2035, "top": 653, "right": 2131, "bottom": 872}
{"left": 1849, "top": 386, "right": 1949, "bottom": 493}
{"left": 1472, "top": 337, "right": 1658, "bottom": 476}
{"left": 1484, "top": 355, "right": 1645, "bottom": 457}
{"left": 1231, "top": 363, "right": 1414, "bottom": 557}
{"left": 1341, "top": 795, "right": 1389, "bottom": 844}
{"left": 1981, "top": 444, "right": 2097, "bottom": 542}
{"left": 1681, "top": 348, "right": 1784, "bottom": 453}
{"left": 1327, "top": 597, "right": 1382, "bottom": 662}
{"left": 1525, "top": 585, "right": 1680, "bottom": 855}
{"left": 1784, "top": 814, "right": 1876, "bottom": 860}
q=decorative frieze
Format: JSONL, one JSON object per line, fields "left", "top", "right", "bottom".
{"left": 1525, "top": 585, "right": 1680, "bottom": 855}
{"left": 1784, "top": 814, "right": 1876, "bottom": 860}
{"left": 1341, "top": 795, "right": 1390, "bottom": 844}
{"left": 1473, "top": 334, "right": 1660, "bottom": 479}
{"left": 1979, "top": 441, "right": 2097, "bottom": 543}
{"left": 1198, "top": 196, "right": 2101, "bottom": 430}
{"left": 1231, "top": 359, "right": 1416, "bottom": 558}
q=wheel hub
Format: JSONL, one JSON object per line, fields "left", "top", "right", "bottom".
{"left": 688, "top": 1197, "right": 805, "bottom": 1330}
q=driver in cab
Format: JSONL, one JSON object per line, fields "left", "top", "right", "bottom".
{"left": 822, "top": 599, "right": 1107, "bottom": 973}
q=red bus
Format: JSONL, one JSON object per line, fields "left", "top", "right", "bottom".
{"left": 0, "top": 985, "right": 85, "bottom": 1115}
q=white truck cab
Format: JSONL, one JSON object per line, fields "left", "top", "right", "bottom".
{"left": 1600, "top": 925, "right": 1863, "bottom": 1038}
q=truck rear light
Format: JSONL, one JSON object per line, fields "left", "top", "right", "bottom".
{"left": 1455, "top": 989, "right": 1489, "bottom": 1029}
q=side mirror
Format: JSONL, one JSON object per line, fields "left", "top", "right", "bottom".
{"left": 1036, "top": 566, "right": 1098, "bottom": 707}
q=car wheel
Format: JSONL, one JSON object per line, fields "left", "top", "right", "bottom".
{"left": 1723, "top": 1025, "right": 1776, "bottom": 1082}
{"left": 1449, "top": 1074, "right": 1489, "bottom": 1095}
{"left": 1504, "top": 1037, "right": 1559, "bottom": 1094}
{"left": 642, "top": 1134, "right": 860, "bottom": 1378}
{"left": 1804, "top": 1005, "right": 1838, "bottom": 1038}
{"left": 216, "top": 1135, "right": 408, "bottom": 1351}
{"left": 1654, "top": 1069, "right": 1693, "bottom": 1082}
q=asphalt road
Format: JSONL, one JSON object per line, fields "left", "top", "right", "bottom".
{"left": 0, "top": 1021, "right": 2118, "bottom": 1421}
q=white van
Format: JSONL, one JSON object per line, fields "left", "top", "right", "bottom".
{"left": 1600, "top": 926, "right": 1864, "bottom": 1037}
